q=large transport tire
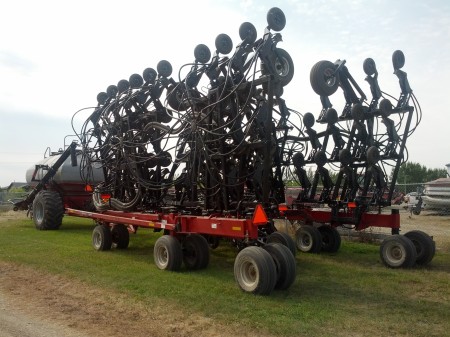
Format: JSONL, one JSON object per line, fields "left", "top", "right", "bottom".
{"left": 182, "top": 234, "right": 210, "bottom": 270}
{"left": 234, "top": 246, "right": 277, "bottom": 295}
{"left": 318, "top": 225, "right": 341, "bottom": 253}
{"left": 267, "top": 231, "right": 297, "bottom": 257}
{"left": 154, "top": 235, "right": 183, "bottom": 271}
{"left": 263, "top": 243, "right": 296, "bottom": 290}
{"left": 380, "top": 235, "right": 417, "bottom": 268}
{"left": 404, "top": 230, "right": 435, "bottom": 265}
{"left": 295, "top": 225, "right": 322, "bottom": 253}
{"left": 111, "top": 224, "right": 129, "bottom": 249}
{"left": 310, "top": 60, "right": 339, "bottom": 96}
{"left": 92, "top": 225, "right": 113, "bottom": 251}
{"left": 32, "top": 190, "right": 64, "bottom": 230}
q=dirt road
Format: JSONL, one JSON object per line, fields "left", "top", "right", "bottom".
{"left": 0, "top": 290, "right": 90, "bottom": 337}
{"left": 0, "top": 261, "right": 272, "bottom": 337}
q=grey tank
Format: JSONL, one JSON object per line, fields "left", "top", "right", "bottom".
{"left": 26, "top": 152, "right": 104, "bottom": 187}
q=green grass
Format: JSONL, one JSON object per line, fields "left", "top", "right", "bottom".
{"left": 1, "top": 216, "right": 449, "bottom": 337}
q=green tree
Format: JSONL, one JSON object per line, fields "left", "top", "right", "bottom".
{"left": 391, "top": 162, "right": 447, "bottom": 184}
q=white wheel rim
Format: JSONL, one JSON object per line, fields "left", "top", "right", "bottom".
{"left": 155, "top": 245, "right": 169, "bottom": 269}
{"left": 297, "top": 232, "right": 313, "bottom": 251}
{"left": 238, "top": 258, "right": 259, "bottom": 291}
{"left": 385, "top": 241, "right": 406, "bottom": 267}
{"left": 93, "top": 230, "right": 102, "bottom": 250}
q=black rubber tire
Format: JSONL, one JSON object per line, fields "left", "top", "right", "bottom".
{"left": 318, "top": 225, "right": 341, "bottom": 253}
{"left": 143, "top": 68, "right": 157, "bottom": 84}
{"left": 363, "top": 58, "right": 377, "bottom": 76}
{"left": 129, "top": 73, "right": 144, "bottom": 88}
{"left": 204, "top": 235, "right": 220, "bottom": 249}
{"left": 234, "top": 246, "right": 277, "bottom": 295}
{"left": 267, "top": 7, "right": 286, "bottom": 32}
{"left": 295, "top": 226, "right": 322, "bottom": 253}
{"left": 412, "top": 208, "right": 421, "bottom": 216}
{"left": 325, "top": 108, "right": 338, "bottom": 124}
{"left": 166, "top": 83, "right": 187, "bottom": 111}
{"left": 267, "top": 231, "right": 297, "bottom": 257}
{"left": 339, "top": 149, "right": 352, "bottom": 166}
{"left": 106, "top": 85, "right": 118, "bottom": 98}
{"left": 314, "top": 151, "right": 328, "bottom": 167}
{"left": 261, "top": 48, "right": 294, "bottom": 87}
{"left": 351, "top": 103, "right": 365, "bottom": 120}
{"left": 263, "top": 243, "right": 296, "bottom": 290}
{"left": 239, "top": 22, "right": 257, "bottom": 43}
{"left": 379, "top": 98, "right": 393, "bottom": 115}
{"left": 366, "top": 146, "right": 380, "bottom": 165}
{"left": 310, "top": 60, "right": 339, "bottom": 96}
{"left": 194, "top": 44, "right": 211, "bottom": 64}
{"left": 215, "top": 33, "right": 233, "bottom": 55}
{"left": 380, "top": 235, "right": 417, "bottom": 268}
{"left": 92, "top": 225, "right": 113, "bottom": 251}
{"left": 96, "top": 92, "right": 108, "bottom": 105}
{"left": 303, "top": 112, "right": 315, "bottom": 128}
{"left": 392, "top": 50, "right": 405, "bottom": 70}
{"left": 154, "top": 235, "right": 183, "bottom": 271}
{"left": 404, "top": 230, "right": 435, "bottom": 265}
{"left": 111, "top": 224, "right": 129, "bottom": 249}
{"left": 157, "top": 60, "right": 172, "bottom": 78}
{"left": 117, "top": 79, "right": 130, "bottom": 93}
{"left": 182, "top": 234, "right": 210, "bottom": 270}
{"left": 32, "top": 190, "right": 64, "bottom": 230}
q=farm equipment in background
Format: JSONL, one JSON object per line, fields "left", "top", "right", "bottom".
{"left": 14, "top": 140, "right": 104, "bottom": 229}
{"left": 14, "top": 7, "right": 435, "bottom": 294}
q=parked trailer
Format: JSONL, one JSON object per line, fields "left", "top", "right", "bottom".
{"left": 66, "top": 204, "right": 297, "bottom": 295}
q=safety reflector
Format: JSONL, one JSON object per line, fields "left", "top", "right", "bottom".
{"left": 252, "top": 204, "right": 268, "bottom": 225}
{"left": 85, "top": 185, "right": 93, "bottom": 192}
{"left": 101, "top": 194, "right": 111, "bottom": 201}
{"left": 278, "top": 204, "right": 288, "bottom": 211}
{"left": 348, "top": 202, "right": 357, "bottom": 208}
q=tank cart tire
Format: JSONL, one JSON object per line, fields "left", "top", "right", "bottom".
{"left": 111, "top": 224, "right": 130, "bottom": 249}
{"left": 318, "top": 225, "right": 341, "bottom": 253}
{"left": 32, "top": 190, "right": 64, "bottom": 230}
{"left": 310, "top": 60, "right": 339, "bottom": 96}
{"left": 154, "top": 235, "right": 183, "bottom": 271}
{"left": 92, "top": 225, "right": 113, "bottom": 251}
{"left": 380, "top": 235, "right": 417, "bottom": 268}
{"left": 234, "top": 246, "right": 277, "bottom": 295}
{"left": 295, "top": 225, "right": 322, "bottom": 253}
{"left": 182, "top": 234, "right": 210, "bottom": 270}
{"left": 267, "top": 231, "right": 297, "bottom": 257}
{"left": 404, "top": 230, "right": 435, "bottom": 265}
{"left": 263, "top": 243, "right": 297, "bottom": 290}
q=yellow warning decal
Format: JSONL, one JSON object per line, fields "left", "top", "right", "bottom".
{"left": 232, "top": 227, "right": 241, "bottom": 231}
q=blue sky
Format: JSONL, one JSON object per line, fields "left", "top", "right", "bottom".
{"left": 1, "top": 0, "right": 449, "bottom": 186}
